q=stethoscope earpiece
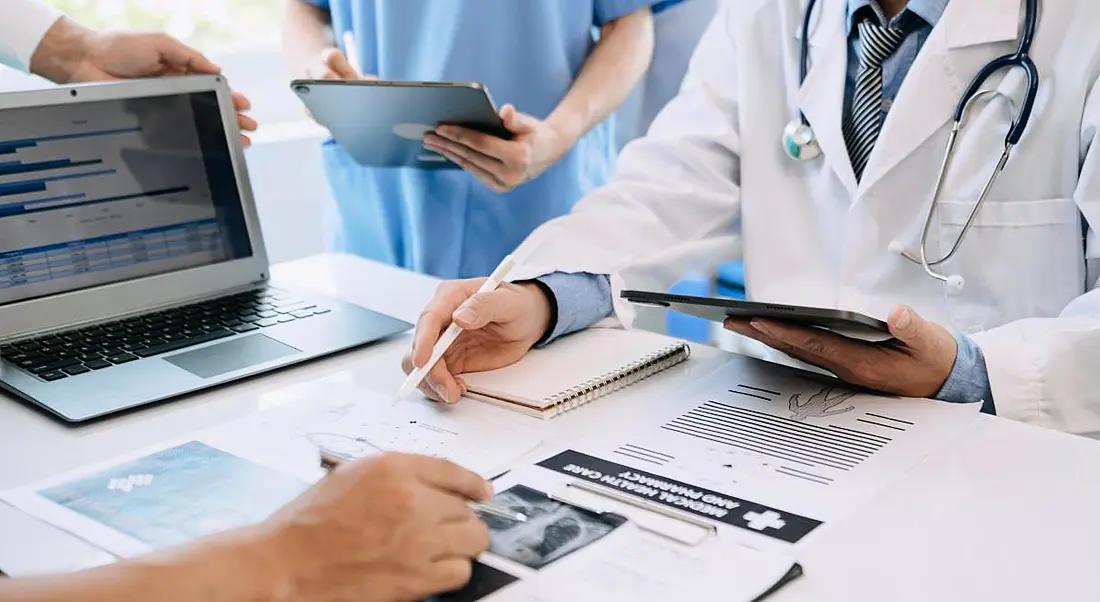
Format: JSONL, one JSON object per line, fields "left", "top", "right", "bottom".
{"left": 946, "top": 274, "right": 965, "bottom": 292}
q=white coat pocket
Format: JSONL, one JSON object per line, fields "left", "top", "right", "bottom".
{"left": 938, "top": 198, "right": 1085, "bottom": 333}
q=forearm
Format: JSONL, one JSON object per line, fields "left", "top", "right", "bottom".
{"left": 26, "top": 16, "right": 96, "bottom": 83}
{"left": 282, "top": 0, "right": 335, "bottom": 79}
{"left": 547, "top": 9, "right": 655, "bottom": 144}
{"left": 0, "top": 528, "right": 282, "bottom": 602}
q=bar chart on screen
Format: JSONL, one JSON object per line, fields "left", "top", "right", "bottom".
{"left": 0, "top": 95, "right": 231, "bottom": 300}
{"left": 582, "top": 356, "right": 982, "bottom": 540}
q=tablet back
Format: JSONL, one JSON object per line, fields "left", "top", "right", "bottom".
{"left": 292, "top": 80, "right": 511, "bottom": 168}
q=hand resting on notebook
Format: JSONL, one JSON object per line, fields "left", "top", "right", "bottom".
{"left": 403, "top": 278, "right": 552, "bottom": 404}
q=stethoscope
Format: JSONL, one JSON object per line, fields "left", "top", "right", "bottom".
{"left": 783, "top": 0, "right": 1040, "bottom": 291}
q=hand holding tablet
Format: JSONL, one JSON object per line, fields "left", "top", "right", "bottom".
{"left": 621, "top": 290, "right": 894, "bottom": 343}
{"left": 291, "top": 78, "right": 511, "bottom": 169}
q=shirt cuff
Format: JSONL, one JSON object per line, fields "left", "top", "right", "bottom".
{"left": 934, "top": 332, "right": 996, "bottom": 415}
{"left": 0, "top": 0, "right": 63, "bottom": 73}
{"left": 533, "top": 272, "right": 614, "bottom": 345}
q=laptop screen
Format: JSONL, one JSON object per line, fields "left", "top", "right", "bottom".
{"left": 0, "top": 91, "right": 253, "bottom": 306}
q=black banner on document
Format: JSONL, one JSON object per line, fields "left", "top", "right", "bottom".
{"left": 537, "top": 450, "right": 823, "bottom": 544}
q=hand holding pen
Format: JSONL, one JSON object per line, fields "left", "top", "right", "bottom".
{"left": 400, "top": 255, "right": 556, "bottom": 404}
{"left": 321, "top": 449, "right": 527, "bottom": 523}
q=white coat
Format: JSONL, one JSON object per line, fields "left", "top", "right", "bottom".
{"left": 511, "top": 0, "right": 1100, "bottom": 437}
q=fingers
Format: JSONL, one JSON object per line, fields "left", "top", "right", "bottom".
{"left": 499, "top": 104, "right": 538, "bottom": 136}
{"left": 432, "top": 516, "right": 491, "bottom": 561}
{"left": 436, "top": 149, "right": 510, "bottom": 192}
{"left": 424, "top": 559, "right": 476, "bottom": 596}
{"left": 422, "top": 134, "right": 509, "bottom": 192}
{"left": 414, "top": 457, "right": 493, "bottom": 501}
{"left": 413, "top": 280, "right": 484, "bottom": 367}
{"left": 426, "top": 357, "right": 464, "bottom": 404}
{"left": 725, "top": 318, "right": 847, "bottom": 372}
{"left": 153, "top": 34, "right": 220, "bottom": 74}
{"left": 420, "top": 489, "right": 480, "bottom": 523}
{"left": 452, "top": 289, "right": 514, "bottom": 330}
{"left": 238, "top": 114, "right": 258, "bottom": 132}
{"left": 321, "top": 48, "right": 360, "bottom": 79}
{"left": 232, "top": 91, "right": 253, "bottom": 113}
{"left": 887, "top": 305, "right": 926, "bottom": 346}
{"left": 432, "top": 127, "right": 513, "bottom": 162}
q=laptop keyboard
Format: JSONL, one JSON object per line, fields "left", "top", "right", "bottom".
{"left": 0, "top": 288, "right": 331, "bottom": 382}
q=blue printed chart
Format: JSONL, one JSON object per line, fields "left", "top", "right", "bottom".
{"left": 37, "top": 441, "right": 307, "bottom": 550}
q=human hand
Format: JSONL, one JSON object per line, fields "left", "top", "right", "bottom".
{"left": 724, "top": 305, "right": 957, "bottom": 399}
{"left": 30, "top": 20, "right": 257, "bottom": 147}
{"left": 423, "top": 105, "right": 573, "bottom": 193}
{"left": 304, "top": 47, "right": 375, "bottom": 81}
{"left": 402, "top": 279, "right": 553, "bottom": 403}
{"left": 260, "top": 453, "right": 492, "bottom": 602}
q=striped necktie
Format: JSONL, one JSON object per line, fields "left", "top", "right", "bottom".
{"left": 843, "top": 19, "right": 906, "bottom": 181}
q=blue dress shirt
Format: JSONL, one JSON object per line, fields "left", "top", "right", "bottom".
{"left": 534, "top": 0, "right": 996, "bottom": 414}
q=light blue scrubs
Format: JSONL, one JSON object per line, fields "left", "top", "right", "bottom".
{"left": 303, "top": 0, "right": 662, "bottom": 278}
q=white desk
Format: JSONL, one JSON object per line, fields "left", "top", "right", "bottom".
{"left": 1, "top": 253, "right": 1099, "bottom": 601}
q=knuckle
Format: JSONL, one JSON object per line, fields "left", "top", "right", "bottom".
{"left": 804, "top": 339, "right": 829, "bottom": 356}
{"left": 442, "top": 561, "right": 474, "bottom": 589}
{"left": 471, "top": 521, "right": 490, "bottom": 552}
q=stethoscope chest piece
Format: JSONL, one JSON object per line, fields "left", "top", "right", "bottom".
{"left": 783, "top": 119, "right": 822, "bottom": 161}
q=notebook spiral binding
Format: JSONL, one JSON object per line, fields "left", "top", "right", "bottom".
{"left": 548, "top": 342, "right": 691, "bottom": 417}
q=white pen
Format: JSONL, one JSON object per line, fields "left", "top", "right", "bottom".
{"left": 342, "top": 30, "right": 362, "bottom": 76}
{"left": 396, "top": 254, "right": 518, "bottom": 402}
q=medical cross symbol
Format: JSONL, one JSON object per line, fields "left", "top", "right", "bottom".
{"left": 743, "top": 510, "right": 786, "bottom": 531}
{"left": 107, "top": 474, "right": 154, "bottom": 493}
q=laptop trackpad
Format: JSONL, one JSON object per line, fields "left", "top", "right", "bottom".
{"left": 165, "top": 335, "right": 301, "bottom": 379}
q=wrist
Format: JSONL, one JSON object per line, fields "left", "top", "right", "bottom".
{"left": 519, "top": 280, "right": 558, "bottom": 346}
{"left": 29, "top": 16, "right": 96, "bottom": 83}
{"left": 544, "top": 110, "right": 585, "bottom": 152}
{"left": 246, "top": 522, "right": 306, "bottom": 602}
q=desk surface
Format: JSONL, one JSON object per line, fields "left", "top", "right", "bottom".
{"left": 1, "top": 253, "right": 1097, "bottom": 601}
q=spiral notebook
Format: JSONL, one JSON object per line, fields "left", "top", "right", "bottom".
{"left": 461, "top": 328, "right": 691, "bottom": 419}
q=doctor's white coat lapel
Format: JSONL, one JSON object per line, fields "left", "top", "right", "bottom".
{"left": 796, "top": 0, "right": 858, "bottom": 198}
{"left": 858, "top": 0, "right": 1025, "bottom": 194}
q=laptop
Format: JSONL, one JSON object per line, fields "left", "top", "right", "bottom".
{"left": 0, "top": 75, "right": 411, "bottom": 424}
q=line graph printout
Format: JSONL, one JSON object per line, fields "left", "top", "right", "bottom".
{"left": 248, "top": 372, "right": 546, "bottom": 479}
{"left": 581, "top": 356, "right": 982, "bottom": 544}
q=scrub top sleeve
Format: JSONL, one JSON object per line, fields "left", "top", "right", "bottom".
{"left": 594, "top": 0, "right": 667, "bottom": 26}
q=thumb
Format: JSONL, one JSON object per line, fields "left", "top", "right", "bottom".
{"left": 452, "top": 289, "right": 514, "bottom": 330}
{"left": 887, "top": 305, "right": 929, "bottom": 346}
{"left": 153, "top": 34, "right": 220, "bottom": 74}
{"left": 500, "top": 105, "right": 538, "bottom": 136}
{"left": 322, "top": 48, "right": 359, "bottom": 79}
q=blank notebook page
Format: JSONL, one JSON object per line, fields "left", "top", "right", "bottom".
{"left": 461, "top": 328, "right": 683, "bottom": 409}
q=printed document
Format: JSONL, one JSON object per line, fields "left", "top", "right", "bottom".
{"left": 440, "top": 463, "right": 799, "bottom": 602}
{"left": 567, "top": 356, "right": 983, "bottom": 547}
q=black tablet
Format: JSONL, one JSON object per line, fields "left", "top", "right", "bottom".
{"left": 291, "top": 79, "right": 511, "bottom": 168}
{"left": 621, "top": 290, "right": 893, "bottom": 342}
